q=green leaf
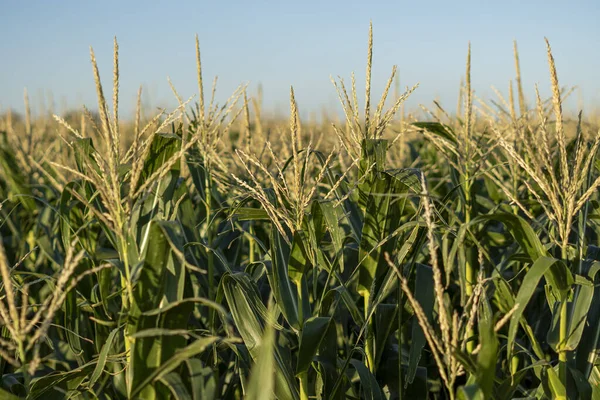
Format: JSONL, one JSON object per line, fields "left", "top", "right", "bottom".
{"left": 130, "top": 336, "right": 221, "bottom": 399}
{"left": 185, "top": 148, "right": 222, "bottom": 208}
{"left": 222, "top": 273, "right": 273, "bottom": 350}
{"left": 457, "top": 384, "right": 484, "bottom": 400}
{"left": 72, "top": 137, "right": 98, "bottom": 174}
{"left": 358, "top": 139, "right": 388, "bottom": 210}
{"left": 28, "top": 362, "right": 96, "bottom": 399}
{"left": 336, "top": 178, "right": 364, "bottom": 242}
{"left": 222, "top": 273, "right": 299, "bottom": 400}
{"left": 475, "top": 298, "right": 498, "bottom": 398}
{"left": 232, "top": 207, "right": 270, "bottom": 221}
{"left": 320, "top": 285, "right": 364, "bottom": 326}
{"left": 568, "top": 367, "right": 592, "bottom": 400}
{"left": 59, "top": 181, "right": 98, "bottom": 255}
{"left": 64, "top": 282, "right": 85, "bottom": 366}
{"left": 89, "top": 327, "right": 119, "bottom": 388}
{"left": 543, "top": 365, "right": 566, "bottom": 400}
{"left": 130, "top": 220, "right": 170, "bottom": 316}
{"left": 159, "top": 373, "right": 192, "bottom": 400}
{"left": 373, "top": 303, "right": 397, "bottom": 368}
{"left": 296, "top": 317, "right": 332, "bottom": 375}
{"left": 349, "top": 359, "right": 384, "bottom": 400}
{"left": 450, "top": 212, "right": 547, "bottom": 263}
{"left": 315, "top": 320, "right": 340, "bottom": 399}
{"left": 288, "top": 230, "right": 311, "bottom": 285}
{"left": 407, "top": 263, "right": 434, "bottom": 384}
{"left": 590, "top": 366, "right": 600, "bottom": 400}
{"left": 156, "top": 221, "right": 191, "bottom": 302}
{"left": 141, "top": 133, "right": 181, "bottom": 182}
{"left": 269, "top": 228, "right": 300, "bottom": 329}
{"left": 184, "top": 359, "right": 215, "bottom": 400}
{"left": 507, "top": 256, "right": 562, "bottom": 359}
{"left": 129, "top": 301, "right": 194, "bottom": 399}
{"left": 548, "top": 263, "right": 600, "bottom": 352}
{"left": 246, "top": 315, "right": 276, "bottom": 400}
{"left": 413, "top": 121, "right": 457, "bottom": 144}
{"left": 358, "top": 170, "right": 410, "bottom": 297}
{"left": 575, "top": 261, "right": 600, "bottom": 377}
{"left": 312, "top": 200, "right": 345, "bottom": 272}
{"left": 494, "top": 276, "right": 545, "bottom": 360}
{"left": 128, "top": 221, "right": 193, "bottom": 399}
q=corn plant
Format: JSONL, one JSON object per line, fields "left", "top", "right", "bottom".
{"left": 0, "top": 24, "right": 599, "bottom": 400}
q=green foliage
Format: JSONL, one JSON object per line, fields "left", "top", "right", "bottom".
{"left": 1, "top": 28, "right": 600, "bottom": 400}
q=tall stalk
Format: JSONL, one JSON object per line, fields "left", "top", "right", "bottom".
{"left": 205, "top": 168, "right": 215, "bottom": 301}
{"left": 462, "top": 44, "right": 477, "bottom": 355}
{"left": 297, "top": 280, "right": 309, "bottom": 400}
{"left": 364, "top": 294, "right": 375, "bottom": 373}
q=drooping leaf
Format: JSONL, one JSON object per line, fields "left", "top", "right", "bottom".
{"left": 413, "top": 121, "right": 457, "bottom": 144}
{"left": 89, "top": 327, "right": 119, "bottom": 388}
{"left": 159, "top": 372, "right": 192, "bottom": 400}
{"left": 222, "top": 273, "right": 299, "bottom": 400}
{"left": 349, "top": 359, "right": 384, "bottom": 400}
{"left": 246, "top": 315, "right": 276, "bottom": 400}
{"left": 28, "top": 362, "right": 96, "bottom": 399}
{"left": 507, "top": 256, "right": 563, "bottom": 359}
{"left": 296, "top": 317, "right": 332, "bottom": 375}
{"left": 129, "top": 336, "right": 221, "bottom": 399}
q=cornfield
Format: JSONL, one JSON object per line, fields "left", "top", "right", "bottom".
{"left": 1, "top": 24, "right": 600, "bottom": 399}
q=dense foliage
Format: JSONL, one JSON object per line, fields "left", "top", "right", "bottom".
{"left": 1, "top": 26, "right": 600, "bottom": 399}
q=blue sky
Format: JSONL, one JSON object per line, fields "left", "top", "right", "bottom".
{"left": 1, "top": 0, "right": 599, "bottom": 118}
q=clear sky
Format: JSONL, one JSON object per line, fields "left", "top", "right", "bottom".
{"left": 1, "top": 0, "right": 599, "bottom": 119}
